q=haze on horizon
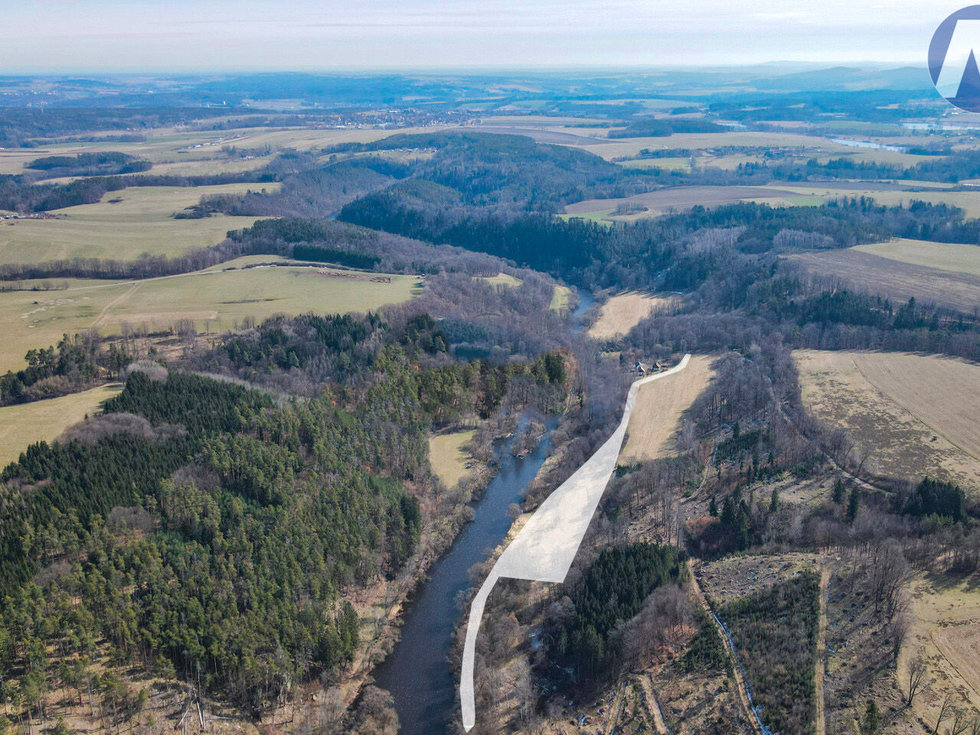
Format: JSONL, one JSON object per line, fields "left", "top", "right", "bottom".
{"left": 0, "top": 0, "right": 970, "bottom": 73}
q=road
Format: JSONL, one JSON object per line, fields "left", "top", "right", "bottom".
{"left": 460, "top": 354, "right": 692, "bottom": 731}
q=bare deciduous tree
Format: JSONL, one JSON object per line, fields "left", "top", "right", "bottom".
{"left": 907, "top": 651, "right": 928, "bottom": 707}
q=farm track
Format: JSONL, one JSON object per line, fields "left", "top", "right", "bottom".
{"left": 637, "top": 674, "right": 671, "bottom": 735}
{"left": 815, "top": 567, "right": 830, "bottom": 735}
{"left": 686, "top": 560, "right": 765, "bottom": 735}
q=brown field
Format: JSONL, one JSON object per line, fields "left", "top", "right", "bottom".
{"left": 794, "top": 350, "right": 980, "bottom": 488}
{"left": 428, "top": 430, "right": 476, "bottom": 489}
{"left": 786, "top": 248, "right": 980, "bottom": 313}
{"left": 620, "top": 354, "right": 715, "bottom": 463}
{"left": 588, "top": 291, "right": 681, "bottom": 340}
{"left": 0, "top": 384, "right": 122, "bottom": 468}
{"left": 565, "top": 185, "right": 807, "bottom": 220}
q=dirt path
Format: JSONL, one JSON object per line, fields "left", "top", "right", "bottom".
{"left": 602, "top": 684, "right": 626, "bottom": 735}
{"left": 637, "top": 674, "right": 670, "bottom": 735}
{"left": 815, "top": 567, "right": 830, "bottom": 735}
{"left": 90, "top": 280, "right": 141, "bottom": 328}
{"left": 686, "top": 560, "right": 765, "bottom": 735}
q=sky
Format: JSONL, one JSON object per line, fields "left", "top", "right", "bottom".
{"left": 0, "top": 0, "right": 971, "bottom": 72}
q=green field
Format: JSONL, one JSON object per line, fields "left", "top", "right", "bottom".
{"left": 0, "top": 384, "right": 122, "bottom": 468}
{"left": 477, "top": 272, "right": 522, "bottom": 288}
{"left": 780, "top": 185, "right": 980, "bottom": 218}
{"left": 852, "top": 238, "right": 980, "bottom": 276}
{"left": 0, "top": 184, "right": 277, "bottom": 265}
{"left": 0, "top": 257, "right": 422, "bottom": 371}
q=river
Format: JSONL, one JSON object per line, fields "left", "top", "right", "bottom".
{"left": 372, "top": 289, "right": 592, "bottom": 733}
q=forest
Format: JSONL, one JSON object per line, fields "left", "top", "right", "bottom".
{"left": 0, "top": 301, "right": 570, "bottom": 722}
{"left": 717, "top": 572, "right": 820, "bottom": 735}
{"left": 549, "top": 543, "right": 685, "bottom": 684}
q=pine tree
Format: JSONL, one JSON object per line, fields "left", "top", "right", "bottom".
{"left": 848, "top": 486, "right": 861, "bottom": 522}
{"left": 860, "top": 699, "right": 880, "bottom": 735}
{"left": 832, "top": 476, "right": 845, "bottom": 504}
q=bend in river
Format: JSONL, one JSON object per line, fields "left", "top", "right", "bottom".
{"left": 373, "top": 422, "right": 554, "bottom": 734}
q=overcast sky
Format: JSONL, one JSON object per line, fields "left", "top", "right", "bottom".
{"left": 0, "top": 0, "right": 969, "bottom": 72}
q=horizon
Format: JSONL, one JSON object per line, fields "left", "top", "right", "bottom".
{"left": 0, "top": 0, "right": 966, "bottom": 73}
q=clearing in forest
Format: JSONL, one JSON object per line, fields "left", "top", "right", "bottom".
{"left": 428, "top": 430, "right": 476, "bottom": 489}
{"left": 620, "top": 354, "right": 714, "bottom": 462}
{"left": 0, "top": 384, "right": 122, "bottom": 468}
{"left": 589, "top": 291, "right": 680, "bottom": 340}
{"left": 794, "top": 350, "right": 980, "bottom": 489}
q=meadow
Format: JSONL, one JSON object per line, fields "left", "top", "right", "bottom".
{"left": 0, "top": 183, "right": 277, "bottom": 264}
{"left": 0, "top": 257, "right": 422, "bottom": 371}
{"left": 428, "top": 430, "right": 477, "bottom": 489}
{"left": 780, "top": 185, "right": 980, "bottom": 219}
{"left": 620, "top": 354, "right": 714, "bottom": 463}
{"left": 0, "top": 383, "right": 121, "bottom": 467}
{"left": 896, "top": 576, "right": 980, "bottom": 734}
{"left": 564, "top": 185, "right": 823, "bottom": 221}
{"left": 588, "top": 291, "right": 681, "bottom": 340}
{"left": 852, "top": 238, "right": 980, "bottom": 276}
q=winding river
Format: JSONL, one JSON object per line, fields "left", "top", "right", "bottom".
{"left": 373, "top": 290, "right": 593, "bottom": 734}
{"left": 372, "top": 424, "right": 555, "bottom": 734}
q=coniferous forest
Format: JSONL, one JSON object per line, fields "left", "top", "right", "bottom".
{"left": 0, "top": 309, "right": 569, "bottom": 718}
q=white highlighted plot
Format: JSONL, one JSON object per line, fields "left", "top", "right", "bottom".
{"left": 460, "top": 354, "right": 692, "bottom": 731}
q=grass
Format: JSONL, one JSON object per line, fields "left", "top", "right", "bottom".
{"left": 794, "top": 350, "right": 980, "bottom": 489}
{"left": 897, "top": 575, "right": 980, "bottom": 729}
{"left": 477, "top": 272, "right": 522, "bottom": 288}
{"left": 0, "top": 257, "right": 422, "bottom": 371}
{"left": 0, "top": 183, "right": 277, "bottom": 264}
{"left": 620, "top": 355, "right": 714, "bottom": 463}
{"left": 780, "top": 186, "right": 980, "bottom": 219}
{"left": 618, "top": 157, "right": 691, "bottom": 171}
{"left": 0, "top": 383, "right": 122, "bottom": 468}
{"left": 428, "top": 430, "right": 476, "bottom": 488}
{"left": 557, "top": 209, "right": 615, "bottom": 224}
{"left": 550, "top": 284, "right": 573, "bottom": 311}
{"left": 853, "top": 238, "right": 980, "bottom": 276}
{"left": 589, "top": 291, "right": 680, "bottom": 340}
